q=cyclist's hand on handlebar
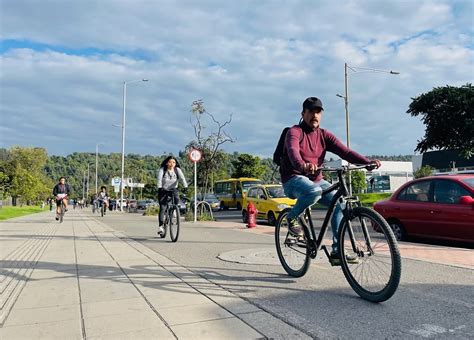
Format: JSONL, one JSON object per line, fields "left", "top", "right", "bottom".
{"left": 366, "top": 160, "right": 381, "bottom": 171}
{"left": 303, "top": 163, "right": 318, "bottom": 175}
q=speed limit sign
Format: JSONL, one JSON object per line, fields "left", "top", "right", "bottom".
{"left": 189, "top": 149, "right": 202, "bottom": 163}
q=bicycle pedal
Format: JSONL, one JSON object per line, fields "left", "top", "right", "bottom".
{"left": 296, "top": 238, "right": 307, "bottom": 246}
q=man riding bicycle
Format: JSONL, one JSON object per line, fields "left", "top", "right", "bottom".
{"left": 157, "top": 155, "right": 188, "bottom": 236}
{"left": 280, "top": 97, "right": 381, "bottom": 265}
{"left": 97, "top": 186, "right": 109, "bottom": 213}
{"left": 52, "top": 177, "right": 71, "bottom": 221}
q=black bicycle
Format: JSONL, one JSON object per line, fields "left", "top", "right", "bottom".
{"left": 98, "top": 199, "right": 107, "bottom": 217}
{"left": 55, "top": 195, "right": 68, "bottom": 223}
{"left": 275, "top": 164, "right": 401, "bottom": 302}
{"left": 158, "top": 192, "right": 186, "bottom": 242}
{"left": 59, "top": 199, "right": 66, "bottom": 223}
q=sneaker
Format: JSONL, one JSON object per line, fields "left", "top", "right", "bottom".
{"left": 55, "top": 216, "right": 59, "bottom": 221}
{"left": 287, "top": 217, "right": 304, "bottom": 237}
{"left": 329, "top": 251, "right": 359, "bottom": 266}
{"left": 157, "top": 226, "right": 165, "bottom": 235}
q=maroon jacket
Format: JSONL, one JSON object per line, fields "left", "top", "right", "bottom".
{"left": 280, "top": 123, "right": 371, "bottom": 183}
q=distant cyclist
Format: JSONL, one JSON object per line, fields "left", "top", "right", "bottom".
{"left": 52, "top": 177, "right": 71, "bottom": 221}
{"left": 97, "top": 186, "right": 109, "bottom": 213}
{"left": 157, "top": 155, "right": 188, "bottom": 236}
{"left": 91, "top": 193, "right": 98, "bottom": 213}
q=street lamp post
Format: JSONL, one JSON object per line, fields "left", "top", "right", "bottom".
{"left": 95, "top": 143, "right": 104, "bottom": 194}
{"left": 119, "top": 79, "right": 148, "bottom": 211}
{"left": 86, "top": 164, "right": 90, "bottom": 199}
{"left": 337, "top": 63, "right": 399, "bottom": 194}
{"left": 82, "top": 170, "right": 86, "bottom": 201}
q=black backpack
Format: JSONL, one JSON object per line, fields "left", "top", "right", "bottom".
{"left": 273, "top": 127, "right": 291, "bottom": 166}
{"left": 273, "top": 125, "right": 303, "bottom": 166}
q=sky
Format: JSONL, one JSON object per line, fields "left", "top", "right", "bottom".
{"left": 1, "top": 0, "right": 473, "bottom": 159}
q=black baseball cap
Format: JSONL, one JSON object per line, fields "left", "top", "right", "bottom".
{"left": 302, "top": 97, "right": 324, "bottom": 111}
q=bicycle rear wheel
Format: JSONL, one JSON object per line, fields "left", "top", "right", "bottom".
{"left": 275, "top": 209, "right": 310, "bottom": 277}
{"left": 338, "top": 206, "right": 401, "bottom": 302}
{"left": 169, "top": 207, "right": 180, "bottom": 242}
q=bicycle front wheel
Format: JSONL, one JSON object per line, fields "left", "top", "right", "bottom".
{"left": 169, "top": 207, "right": 180, "bottom": 242}
{"left": 275, "top": 209, "right": 310, "bottom": 277}
{"left": 60, "top": 203, "right": 65, "bottom": 223}
{"left": 338, "top": 207, "right": 401, "bottom": 302}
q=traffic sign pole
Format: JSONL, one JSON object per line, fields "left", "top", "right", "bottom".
{"left": 188, "top": 149, "right": 202, "bottom": 223}
{"left": 194, "top": 161, "right": 197, "bottom": 223}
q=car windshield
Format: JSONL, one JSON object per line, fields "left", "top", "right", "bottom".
{"left": 461, "top": 178, "right": 474, "bottom": 189}
{"left": 242, "top": 180, "right": 263, "bottom": 193}
{"left": 204, "top": 194, "right": 218, "bottom": 200}
{"left": 267, "top": 186, "right": 286, "bottom": 198}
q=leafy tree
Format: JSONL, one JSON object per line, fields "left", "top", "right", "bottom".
{"left": 407, "top": 83, "right": 474, "bottom": 158}
{"left": 350, "top": 170, "right": 367, "bottom": 193}
{"left": 4, "top": 147, "right": 51, "bottom": 205}
{"left": 414, "top": 165, "right": 434, "bottom": 179}
{"left": 366, "top": 155, "right": 413, "bottom": 161}
{"left": 231, "top": 154, "right": 266, "bottom": 178}
{"left": 260, "top": 158, "right": 279, "bottom": 184}
{"left": 0, "top": 170, "right": 9, "bottom": 199}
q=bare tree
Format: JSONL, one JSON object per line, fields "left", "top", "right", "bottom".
{"left": 189, "top": 100, "right": 235, "bottom": 194}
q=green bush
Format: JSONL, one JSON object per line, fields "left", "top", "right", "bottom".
{"left": 184, "top": 209, "right": 215, "bottom": 222}
{"left": 143, "top": 205, "right": 160, "bottom": 216}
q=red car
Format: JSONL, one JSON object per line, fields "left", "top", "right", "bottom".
{"left": 373, "top": 174, "right": 474, "bottom": 243}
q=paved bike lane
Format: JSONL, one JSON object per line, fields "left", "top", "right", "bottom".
{"left": 0, "top": 210, "right": 310, "bottom": 339}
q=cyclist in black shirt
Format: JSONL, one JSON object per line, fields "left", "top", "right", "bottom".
{"left": 52, "top": 177, "right": 71, "bottom": 221}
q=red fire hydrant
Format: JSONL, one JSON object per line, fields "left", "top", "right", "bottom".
{"left": 247, "top": 201, "right": 257, "bottom": 228}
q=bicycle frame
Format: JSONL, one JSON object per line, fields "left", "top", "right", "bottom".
{"left": 299, "top": 167, "right": 367, "bottom": 261}
{"left": 161, "top": 192, "right": 183, "bottom": 225}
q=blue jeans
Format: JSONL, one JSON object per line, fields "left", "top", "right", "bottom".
{"left": 283, "top": 176, "right": 343, "bottom": 252}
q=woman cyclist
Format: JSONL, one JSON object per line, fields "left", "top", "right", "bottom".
{"left": 157, "top": 155, "right": 188, "bottom": 236}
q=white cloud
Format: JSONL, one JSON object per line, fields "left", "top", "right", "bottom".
{"left": 1, "top": 0, "right": 472, "bottom": 158}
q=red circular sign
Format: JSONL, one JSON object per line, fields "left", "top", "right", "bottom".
{"left": 189, "top": 149, "right": 202, "bottom": 162}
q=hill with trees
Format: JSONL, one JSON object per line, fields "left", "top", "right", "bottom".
{"left": 1, "top": 146, "right": 414, "bottom": 205}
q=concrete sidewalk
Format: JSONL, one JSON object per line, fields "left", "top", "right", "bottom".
{"left": 0, "top": 210, "right": 309, "bottom": 339}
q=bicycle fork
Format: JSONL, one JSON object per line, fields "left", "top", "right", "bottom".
{"left": 343, "top": 203, "right": 375, "bottom": 258}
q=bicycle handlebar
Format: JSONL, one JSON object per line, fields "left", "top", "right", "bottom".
{"left": 319, "top": 162, "right": 379, "bottom": 172}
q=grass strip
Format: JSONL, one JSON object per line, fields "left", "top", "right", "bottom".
{"left": 0, "top": 206, "right": 48, "bottom": 221}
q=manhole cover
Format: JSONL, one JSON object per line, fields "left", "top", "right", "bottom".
{"left": 218, "top": 248, "right": 280, "bottom": 265}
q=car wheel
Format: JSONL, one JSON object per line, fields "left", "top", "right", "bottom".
{"left": 221, "top": 201, "right": 228, "bottom": 211}
{"left": 267, "top": 211, "right": 276, "bottom": 226}
{"left": 242, "top": 210, "right": 248, "bottom": 223}
{"left": 389, "top": 220, "right": 406, "bottom": 241}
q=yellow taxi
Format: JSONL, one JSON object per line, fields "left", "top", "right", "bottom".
{"left": 242, "top": 184, "right": 296, "bottom": 225}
